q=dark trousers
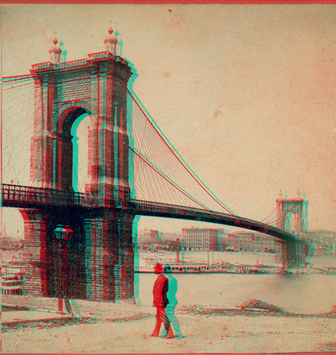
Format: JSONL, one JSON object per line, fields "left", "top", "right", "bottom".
{"left": 151, "top": 306, "right": 173, "bottom": 337}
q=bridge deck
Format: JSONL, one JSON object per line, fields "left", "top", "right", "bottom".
{"left": 1, "top": 183, "right": 298, "bottom": 242}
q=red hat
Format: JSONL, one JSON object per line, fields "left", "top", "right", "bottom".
{"left": 154, "top": 263, "right": 163, "bottom": 273}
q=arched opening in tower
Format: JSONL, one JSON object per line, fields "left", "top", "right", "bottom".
{"left": 285, "top": 213, "right": 300, "bottom": 234}
{"left": 71, "top": 113, "right": 90, "bottom": 193}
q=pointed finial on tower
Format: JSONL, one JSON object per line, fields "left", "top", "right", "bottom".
{"left": 279, "top": 190, "right": 283, "bottom": 198}
{"left": 58, "top": 37, "right": 68, "bottom": 63}
{"left": 104, "top": 26, "right": 118, "bottom": 54}
{"left": 297, "top": 189, "right": 301, "bottom": 198}
{"left": 49, "top": 37, "right": 62, "bottom": 64}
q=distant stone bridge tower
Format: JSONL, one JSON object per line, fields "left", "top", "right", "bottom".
{"left": 276, "top": 190, "right": 309, "bottom": 268}
{"left": 276, "top": 190, "right": 308, "bottom": 234}
{"left": 20, "top": 29, "right": 136, "bottom": 302}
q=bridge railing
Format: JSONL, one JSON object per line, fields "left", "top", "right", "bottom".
{"left": 130, "top": 199, "right": 215, "bottom": 217}
{"left": 1, "top": 183, "right": 94, "bottom": 208}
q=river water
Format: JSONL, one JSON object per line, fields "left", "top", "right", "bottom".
{"left": 2, "top": 250, "right": 335, "bottom": 314}
{"left": 135, "top": 253, "right": 336, "bottom": 315}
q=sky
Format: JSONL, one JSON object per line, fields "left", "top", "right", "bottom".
{"left": 1, "top": 4, "right": 336, "bottom": 237}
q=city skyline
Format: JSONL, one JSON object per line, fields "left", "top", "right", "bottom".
{"left": 1, "top": 4, "right": 336, "bottom": 237}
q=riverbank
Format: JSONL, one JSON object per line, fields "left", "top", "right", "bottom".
{"left": 2, "top": 295, "right": 336, "bottom": 354}
{"left": 137, "top": 251, "right": 335, "bottom": 274}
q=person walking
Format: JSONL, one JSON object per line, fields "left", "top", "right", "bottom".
{"left": 161, "top": 264, "right": 183, "bottom": 339}
{"left": 151, "top": 263, "right": 173, "bottom": 338}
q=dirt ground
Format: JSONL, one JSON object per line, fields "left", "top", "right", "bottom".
{"left": 2, "top": 300, "right": 336, "bottom": 354}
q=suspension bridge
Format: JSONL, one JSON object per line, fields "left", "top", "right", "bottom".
{"left": 1, "top": 29, "right": 308, "bottom": 302}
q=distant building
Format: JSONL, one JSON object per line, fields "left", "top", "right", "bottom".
{"left": 217, "top": 229, "right": 229, "bottom": 251}
{"left": 182, "top": 227, "right": 227, "bottom": 251}
{"left": 305, "top": 230, "right": 336, "bottom": 255}
{"left": 138, "top": 229, "right": 163, "bottom": 245}
{"left": 163, "top": 232, "right": 182, "bottom": 242}
{"left": 226, "top": 231, "right": 281, "bottom": 253}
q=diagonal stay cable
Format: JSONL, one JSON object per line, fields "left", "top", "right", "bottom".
{"left": 128, "top": 90, "right": 237, "bottom": 216}
{"left": 130, "top": 146, "right": 211, "bottom": 211}
{"left": 3, "top": 125, "right": 40, "bottom": 171}
{"left": 2, "top": 120, "right": 34, "bottom": 151}
{"left": 259, "top": 205, "right": 278, "bottom": 223}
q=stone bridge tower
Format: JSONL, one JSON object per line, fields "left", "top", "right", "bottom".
{"left": 20, "top": 29, "right": 137, "bottom": 302}
{"left": 276, "top": 191, "right": 309, "bottom": 269}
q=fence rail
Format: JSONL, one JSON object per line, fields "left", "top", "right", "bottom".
{"left": 1, "top": 183, "right": 93, "bottom": 208}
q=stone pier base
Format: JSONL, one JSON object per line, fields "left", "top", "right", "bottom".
{"left": 282, "top": 240, "right": 306, "bottom": 269}
{"left": 19, "top": 207, "right": 136, "bottom": 302}
{"left": 19, "top": 209, "right": 49, "bottom": 296}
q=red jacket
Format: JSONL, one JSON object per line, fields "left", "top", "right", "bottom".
{"left": 153, "top": 274, "right": 169, "bottom": 307}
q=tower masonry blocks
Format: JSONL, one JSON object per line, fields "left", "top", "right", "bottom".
{"left": 84, "top": 211, "right": 135, "bottom": 302}
{"left": 24, "top": 31, "right": 137, "bottom": 302}
{"left": 19, "top": 209, "right": 49, "bottom": 296}
{"left": 30, "top": 51, "right": 132, "bottom": 199}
